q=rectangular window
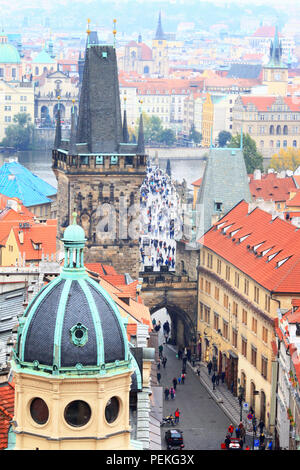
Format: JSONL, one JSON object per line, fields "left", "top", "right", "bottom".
{"left": 204, "top": 306, "right": 210, "bottom": 324}
{"left": 205, "top": 280, "right": 211, "bottom": 295}
{"left": 254, "top": 286, "right": 260, "bottom": 304}
{"left": 223, "top": 293, "right": 229, "bottom": 309}
{"left": 251, "top": 346, "right": 257, "bottom": 367}
{"left": 232, "top": 301, "right": 238, "bottom": 316}
{"left": 214, "top": 313, "right": 219, "bottom": 331}
{"left": 244, "top": 278, "right": 249, "bottom": 296}
{"left": 242, "top": 337, "right": 247, "bottom": 357}
{"left": 242, "top": 309, "right": 247, "bottom": 325}
{"left": 200, "top": 277, "right": 204, "bottom": 291}
{"left": 202, "top": 250, "right": 206, "bottom": 266}
{"left": 261, "top": 356, "right": 268, "bottom": 379}
{"left": 226, "top": 266, "right": 230, "bottom": 282}
{"left": 262, "top": 326, "right": 268, "bottom": 344}
{"left": 217, "top": 259, "right": 222, "bottom": 275}
{"left": 80, "top": 156, "right": 89, "bottom": 165}
{"left": 207, "top": 253, "right": 213, "bottom": 269}
{"left": 223, "top": 320, "right": 228, "bottom": 340}
{"left": 199, "top": 302, "right": 204, "bottom": 320}
{"left": 5, "top": 95, "right": 11, "bottom": 101}
{"left": 232, "top": 328, "right": 237, "bottom": 348}
{"left": 95, "top": 155, "right": 104, "bottom": 165}
{"left": 252, "top": 317, "right": 257, "bottom": 334}
{"left": 235, "top": 272, "right": 239, "bottom": 289}
{"left": 265, "top": 294, "right": 270, "bottom": 312}
{"left": 214, "top": 286, "right": 219, "bottom": 301}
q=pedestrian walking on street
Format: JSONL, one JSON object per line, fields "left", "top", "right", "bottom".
{"left": 239, "top": 423, "right": 246, "bottom": 443}
{"left": 221, "top": 371, "right": 225, "bottom": 383}
{"left": 235, "top": 427, "right": 241, "bottom": 439}
{"left": 174, "top": 408, "right": 180, "bottom": 424}
{"left": 177, "top": 376, "right": 181, "bottom": 384}
{"left": 162, "top": 356, "right": 167, "bottom": 368}
{"left": 157, "top": 372, "right": 161, "bottom": 384}
{"left": 239, "top": 438, "right": 244, "bottom": 450}
{"left": 212, "top": 373, "right": 216, "bottom": 390}
{"left": 178, "top": 348, "right": 182, "bottom": 360}
{"left": 207, "top": 361, "right": 212, "bottom": 375}
{"left": 196, "top": 367, "right": 201, "bottom": 376}
{"left": 181, "top": 373, "right": 185, "bottom": 384}
{"left": 164, "top": 388, "right": 170, "bottom": 400}
{"left": 159, "top": 344, "right": 163, "bottom": 358}
{"left": 215, "top": 373, "right": 220, "bottom": 386}
{"left": 157, "top": 359, "right": 160, "bottom": 370}
{"left": 172, "top": 377, "right": 177, "bottom": 390}
{"left": 259, "top": 433, "right": 265, "bottom": 450}
{"left": 228, "top": 424, "right": 234, "bottom": 436}
{"left": 170, "top": 387, "right": 175, "bottom": 400}
{"left": 224, "top": 434, "right": 231, "bottom": 449}
{"left": 258, "top": 419, "right": 265, "bottom": 434}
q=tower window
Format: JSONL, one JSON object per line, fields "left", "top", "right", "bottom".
{"left": 64, "top": 400, "right": 91, "bottom": 427}
{"left": 105, "top": 397, "right": 120, "bottom": 424}
{"left": 30, "top": 397, "right": 49, "bottom": 425}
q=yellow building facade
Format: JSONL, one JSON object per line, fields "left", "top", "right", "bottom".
{"left": 0, "top": 80, "right": 34, "bottom": 141}
{"left": 0, "top": 228, "right": 19, "bottom": 266}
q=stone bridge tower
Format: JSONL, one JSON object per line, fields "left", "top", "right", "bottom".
{"left": 52, "top": 32, "right": 147, "bottom": 279}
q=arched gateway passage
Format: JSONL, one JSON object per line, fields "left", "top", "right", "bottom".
{"left": 140, "top": 272, "right": 197, "bottom": 350}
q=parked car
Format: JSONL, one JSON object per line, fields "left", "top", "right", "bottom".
{"left": 165, "top": 429, "right": 184, "bottom": 450}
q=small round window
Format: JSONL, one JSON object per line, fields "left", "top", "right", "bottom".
{"left": 64, "top": 400, "right": 91, "bottom": 427}
{"left": 30, "top": 398, "right": 49, "bottom": 425}
{"left": 70, "top": 323, "right": 88, "bottom": 347}
{"left": 105, "top": 397, "right": 120, "bottom": 424}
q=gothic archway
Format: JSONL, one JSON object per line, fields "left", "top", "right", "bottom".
{"left": 150, "top": 302, "right": 196, "bottom": 350}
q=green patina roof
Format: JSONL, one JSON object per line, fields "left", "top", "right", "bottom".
{"left": 0, "top": 43, "right": 20, "bottom": 64}
{"left": 33, "top": 49, "right": 56, "bottom": 64}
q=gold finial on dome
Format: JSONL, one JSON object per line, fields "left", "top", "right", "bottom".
{"left": 87, "top": 18, "right": 91, "bottom": 35}
{"left": 113, "top": 19, "right": 117, "bottom": 48}
{"left": 72, "top": 211, "right": 78, "bottom": 225}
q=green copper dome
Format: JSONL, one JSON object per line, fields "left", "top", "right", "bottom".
{"left": 12, "top": 215, "right": 132, "bottom": 378}
{"left": 32, "top": 49, "right": 56, "bottom": 64}
{"left": 0, "top": 43, "right": 20, "bottom": 64}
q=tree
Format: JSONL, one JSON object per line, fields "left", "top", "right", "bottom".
{"left": 218, "top": 130, "right": 231, "bottom": 147}
{"left": 189, "top": 124, "right": 202, "bottom": 144}
{"left": 157, "top": 128, "right": 176, "bottom": 146}
{"left": 228, "top": 133, "right": 263, "bottom": 174}
{"left": 1, "top": 113, "right": 34, "bottom": 150}
{"left": 269, "top": 148, "right": 300, "bottom": 172}
{"left": 134, "top": 114, "right": 176, "bottom": 146}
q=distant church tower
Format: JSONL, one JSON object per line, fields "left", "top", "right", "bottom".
{"left": 262, "top": 26, "right": 288, "bottom": 96}
{"left": 11, "top": 216, "right": 135, "bottom": 450}
{"left": 52, "top": 26, "right": 147, "bottom": 279}
{"left": 152, "top": 11, "right": 169, "bottom": 77}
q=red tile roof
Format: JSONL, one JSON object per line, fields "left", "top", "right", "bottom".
{"left": 12, "top": 220, "right": 57, "bottom": 261}
{"left": 0, "top": 382, "right": 14, "bottom": 450}
{"left": 252, "top": 26, "right": 282, "bottom": 38}
{"left": 286, "top": 189, "right": 300, "bottom": 207}
{"left": 198, "top": 200, "right": 300, "bottom": 293}
{"left": 249, "top": 173, "right": 296, "bottom": 202}
{"left": 241, "top": 95, "right": 300, "bottom": 112}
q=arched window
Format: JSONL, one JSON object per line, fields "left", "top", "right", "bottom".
{"left": 144, "top": 65, "right": 149, "bottom": 74}
{"left": 293, "top": 140, "right": 297, "bottom": 147}
{"left": 283, "top": 125, "right": 288, "bottom": 135}
{"left": 250, "top": 381, "right": 256, "bottom": 411}
{"left": 260, "top": 390, "right": 266, "bottom": 423}
{"left": 276, "top": 125, "right": 281, "bottom": 135}
{"left": 276, "top": 140, "right": 280, "bottom": 148}
{"left": 269, "top": 125, "right": 274, "bottom": 135}
{"left": 283, "top": 140, "right": 287, "bottom": 148}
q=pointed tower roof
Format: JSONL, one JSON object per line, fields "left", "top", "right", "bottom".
{"left": 137, "top": 114, "right": 145, "bottom": 154}
{"left": 266, "top": 25, "right": 287, "bottom": 69}
{"left": 122, "top": 108, "right": 129, "bottom": 143}
{"left": 68, "top": 100, "right": 77, "bottom": 155}
{"left": 155, "top": 11, "right": 165, "bottom": 40}
{"left": 54, "top": 98, "right": 62, "bottom": 150}
{"left": 76, "top": 43, "right": 123, "bottom": 153}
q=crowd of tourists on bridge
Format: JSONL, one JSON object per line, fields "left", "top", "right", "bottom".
{"left": 139, "top": 165, "right": 182, "bottom": 272}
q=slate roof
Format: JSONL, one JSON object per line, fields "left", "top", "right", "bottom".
{"left": 196, "top": 147, "right": 251, "bottom": 238}
{"left": 226, "top": 64, "right": 262, "bottom": 80}
{"left": 0, "top": 162, "right": 56, "bottom": 207}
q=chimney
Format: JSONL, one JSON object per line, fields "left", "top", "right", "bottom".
{"left": 253, "top": 169, "right": 261, "bottom": 180}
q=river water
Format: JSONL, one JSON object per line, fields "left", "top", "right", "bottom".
{"left": 17, "top": 150, "right": 205, "bottom": 190}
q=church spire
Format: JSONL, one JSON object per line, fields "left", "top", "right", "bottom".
{"left": 137, "top": 113, "right": 145, "bottom": 154}
{"left": 122, "top": 98, "right": 129, "bottom": 143}
{"left": 155, "top": 11, "right": 164, "bottom": 40}
{"left": 68, "top": 99, "right": 77, "bottom": 155}
{"left": 54, "top": 96, "right": 62, "bottom": 150}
